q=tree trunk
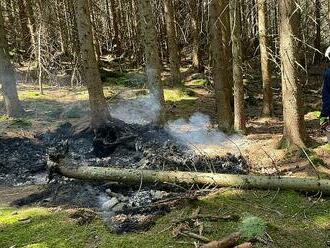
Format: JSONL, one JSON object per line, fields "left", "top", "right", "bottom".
{"left": 163, "top": 0, "right": 181, "bottom": 85}
{"left": 314, "top": 0, "right": 321, "bottom": 63}
{"left": 53, "top": 162, "right": 330, "bottom": 195}
{"left": 189, "top": 0, "right": 202, "bottom": 71}
{"left": 230, "top": 0, "right": 245, "bottom": 133}
{"left": 328, "top": 0, "right": 330, "bottom": 40}
{"left": 257, "top": 0, "right": 273, "bottom": 117}
{"left": 138, "top": 0, "right": 165, "bottom": 122}
{"left": 0, "top": 9, "right": 24, "bottom": 117}
{"left": 220, "top": 0, "right": 233, "bottom": 95}
{"left": 17, "top": 0, "right": 32, "bottom": 54}
{"left": 110, "top": 0, "right": 122, "bottom": 56}
{"left": 209, "top": 0, "right": 234, "bottom": 132}
{"left": 73, "top": 0, "right": 110, "bottom": 129}
{"left": 25, "top": 0, "right": 37, "bottom": 57}
{"left": 278, "top": 0, "right": 308, "bottom": 148}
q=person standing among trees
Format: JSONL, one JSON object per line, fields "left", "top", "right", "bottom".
{"left": 320, "top": 47, "right": 330, "bottom": 142}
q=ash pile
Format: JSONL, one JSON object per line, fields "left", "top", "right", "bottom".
{"left": 40, "top": 117, "right": 247, "bottom": 232}
{"left": 10, "top": 116, "right": 249, "bottom": 233}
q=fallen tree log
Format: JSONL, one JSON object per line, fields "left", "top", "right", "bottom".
{"left": 52, "top": 161, "right": 330, "bottom": 194}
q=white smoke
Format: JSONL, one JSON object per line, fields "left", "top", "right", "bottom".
{"left": 110, "top": 94, "right": 161, "bottom": 125}
{"left": 165, "top": 113, "right": 247, "bottom": 155}
{"left": 109, "top": 94, "right": 247, "bottom": 155}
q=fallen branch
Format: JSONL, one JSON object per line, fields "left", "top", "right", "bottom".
{"left": 173, "top": 215, "right": 239, "bottom": 224}
{"left": 234, "top": 242, "right": 252, "bottom": 248}
{"left": 200, "top": 232, "right": 241, "bottom": 248}
{"left": 52, "top": 159, "right": 330, "bottom": 194}
{"left": 180, "top": 231, "right": 211, "bottom": 243}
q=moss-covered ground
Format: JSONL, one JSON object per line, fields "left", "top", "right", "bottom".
{"left": 1, "top": 189, "right": 330, "bottom": 248}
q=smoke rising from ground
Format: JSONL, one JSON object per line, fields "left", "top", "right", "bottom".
{"left": 109, "top": 94, "right": 161, "bottom": 125}
{"left": 109, "top": 94, "right": 247, "bottom": 155}
{"left": 165, "top": 112, "right": 247, "bottom": 155}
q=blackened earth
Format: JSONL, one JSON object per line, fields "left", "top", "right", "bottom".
{"left": 0, "top": 119, "right": 249, "bottom": 233}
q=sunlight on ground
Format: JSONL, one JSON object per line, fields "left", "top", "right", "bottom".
{"left": 0, "top": 207, "right": 50, "bottom": 224}
{"left": 1, "top": 189, "right": 330, "bottom": 248}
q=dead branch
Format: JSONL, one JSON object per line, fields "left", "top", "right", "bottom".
{"left": 200, "top": 232, "right": 241, "bottom": 248}
{"left": 234, "top": 242, "right": 252, "bottom": 248}
{"left": 52, "top": 158, "right": 330, "bottom": 195}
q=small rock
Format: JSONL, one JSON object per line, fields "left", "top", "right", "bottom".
{"left": 18, "top": 217, "right": 31, "bottom": 224}
{"left": 102, "top": 197, "right": 119, "bottom": 210}
{"left": 150, "top": 190, "right": 168, "bottom": 200}
{"left": 112, "top": 203, "right": 126, "bottom": 213}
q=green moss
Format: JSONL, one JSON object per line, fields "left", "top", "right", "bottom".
{"left": 1, "top": 189, "right": 329, "bottom": 248}
{"left": 0, "top": 115, "right": 10, "bottom": 122}
{"left": 19, "top": 91, "right": 44, "bottom": 100}
{"left": 188, "top": 79, "right": 210, "bottom": 87}
{"left": 239, "top": 216, "right": 267, "bottom": 239}
{"left": 164, "top": 88, "right": 197, "bottom": 102}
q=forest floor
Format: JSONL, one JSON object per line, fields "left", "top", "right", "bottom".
{"left": 1, "top": 65, "right": 330, "bottom": 247}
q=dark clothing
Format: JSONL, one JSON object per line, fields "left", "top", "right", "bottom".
{"left": 321, "top": 68, "right": 330, "bottom": 118}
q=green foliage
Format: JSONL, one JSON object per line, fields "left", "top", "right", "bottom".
{"left": 239, "top": 216, "right": 267, "bottom": 239}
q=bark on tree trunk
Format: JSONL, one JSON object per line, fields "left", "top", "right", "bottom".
{"left": 53, "top": 161, "right": 330, "bottom": 195}
{"left": 328, "top": 0, "right": 330, "bottom": 40}
{"left": 220, "top": 0, "right": 233, "bottom": 96}
{"left": 138, "top": 0, "right": 165, "bottom": 122}
{"left": 73, "top": 0, "right": 110, "bottom": 129}
{"left": 25, "top": 0, "right": 37, "bottom": 57}
{"left": 210, "top": 0, "right": 234, "bottom": 132}
{"left": 110, "top": 0, "right": 122, "bottom": 56}
{"left": 279, "top": 0, "right": 308, "bottom": 148}
{"left": 17, "top": 0, "right": 32, "bottom": 54}
{"left": 189, "top": 0, "right": 202, "bottom": 71}
{"left": 230, "top": 0, "right": 246, "bottom": 133}
{"left": 257, "top": 0, "right": 273, "bottom": 117}
{"left": 314, "top": 0, "right": 321, "bottom": 63}
{"left": 0, "top": 9, "right": 24, "bottom": 117}
{"left": 163, "top": 0, "right": 181, "bottom": 85}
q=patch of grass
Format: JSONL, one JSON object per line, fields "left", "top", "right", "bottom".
{"left": 187, "top": 79, "right": 210, "bottom": 87}
{"left": 0, "top": 115, "right": 9, "bottom": 122}
{"left": 1, "top": 189, "right": 330, "bottom": 248}
{"left": 19, "top": 91, "right": 45, "bottom": 100}
{"left": 164, "top": 88, "right": 197, "bottom": 102}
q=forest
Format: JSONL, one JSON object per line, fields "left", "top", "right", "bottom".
{"left": 1, "top": 0, "right": 330, "bottom": 247}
